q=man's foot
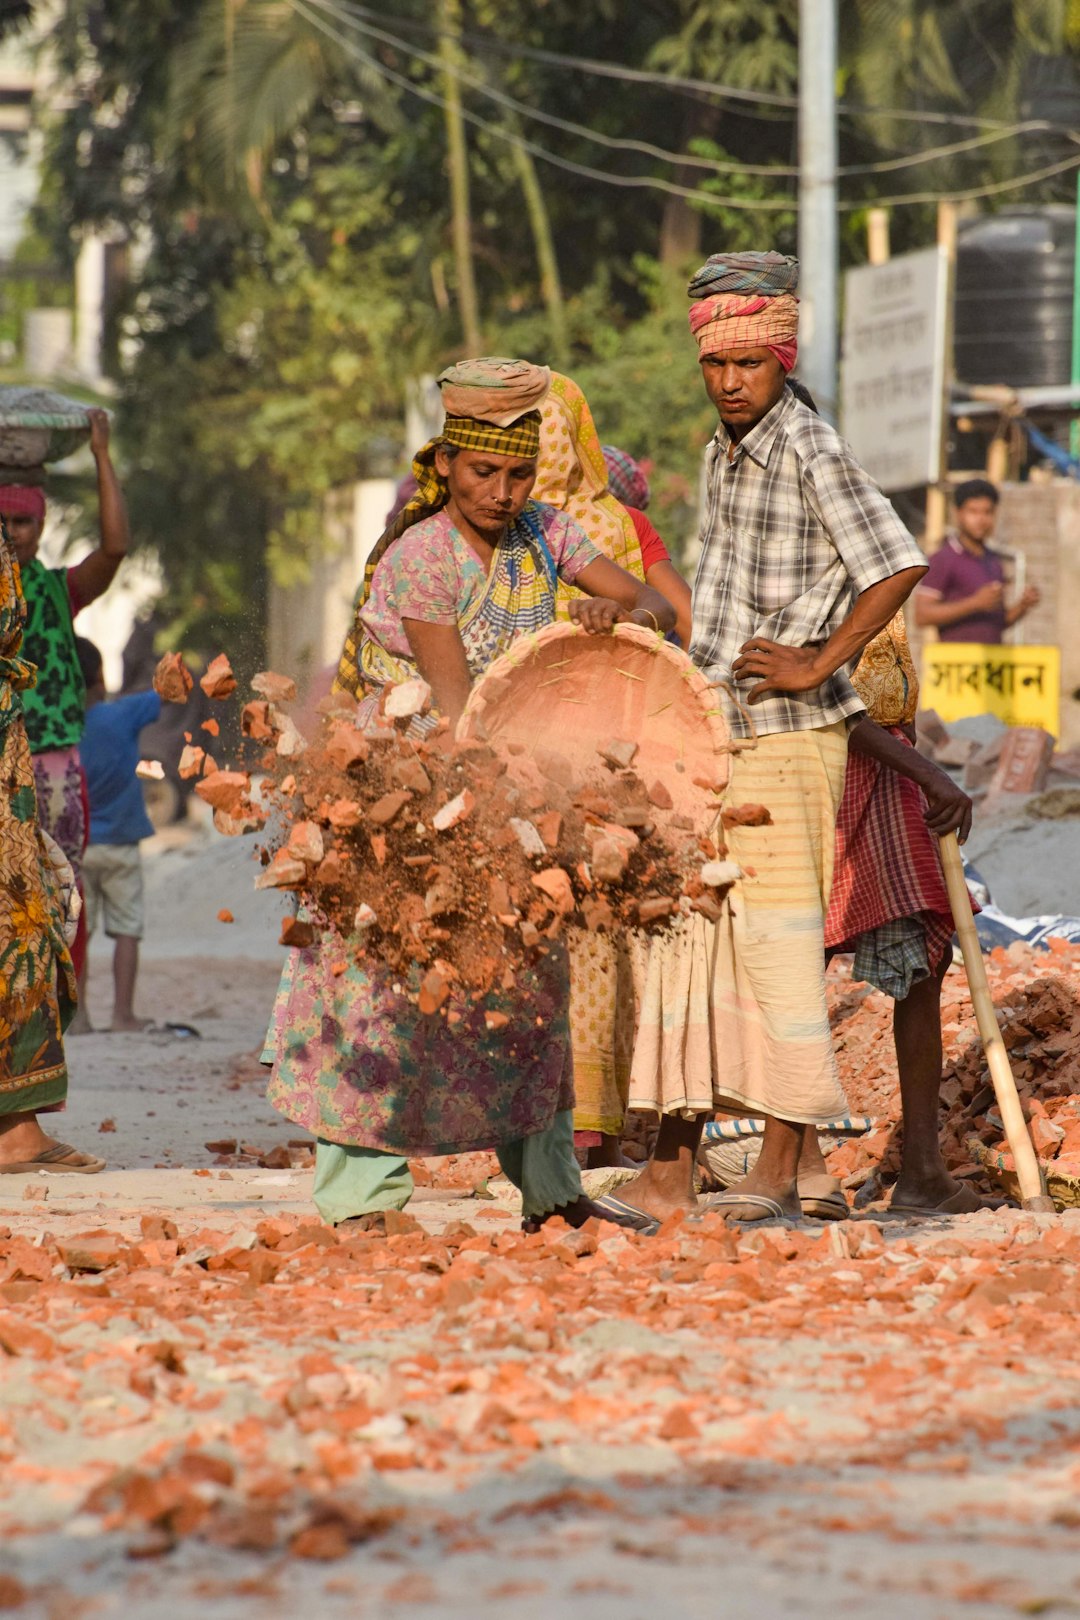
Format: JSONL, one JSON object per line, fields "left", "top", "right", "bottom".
{"left": 708, "top": 1168, "right": 801, "bottom": 1223}
{"left": 594, "top": 1166, "right": 697, "bottom": 1227}
{"left": 109, "top": 1015, "right": 153, "bottom": 1033}
{"left": 888, "top": 1176, "right": 1002, "bottom": 1217}
{"left": 67, "top": 1010, "right": 95, "bottom": 1036}
{"left": 521, "top": 1195, "right": 654, "bottom": 1234}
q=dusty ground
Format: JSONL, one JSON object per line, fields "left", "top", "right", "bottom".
{"left": 3, "top": 830, "right": 1080, "bottom": 1619}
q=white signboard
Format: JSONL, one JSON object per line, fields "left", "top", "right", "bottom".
{"left": 841, "top": 246, "right": 948, "bottom": 492}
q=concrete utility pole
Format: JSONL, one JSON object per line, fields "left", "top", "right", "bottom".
{"left": 798, "top": 0, "right": 838, "bottom": 420}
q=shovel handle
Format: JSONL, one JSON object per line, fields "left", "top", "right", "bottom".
{"left": 938, "top": 832, "right": 1050, "bottom": 1208}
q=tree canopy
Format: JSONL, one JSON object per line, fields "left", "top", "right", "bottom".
{"left": 18, "top": 0, "right": 1080, "bottom": 660}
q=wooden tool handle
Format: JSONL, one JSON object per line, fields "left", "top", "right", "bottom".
{"left": 939, "top": 832, "right": 1051, "bottom": 1209}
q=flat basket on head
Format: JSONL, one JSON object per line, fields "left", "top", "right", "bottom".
{"left": 0, "top": 386, "right": 93, "bottom": 473}
{"left": 459, "top": 621, "right": 731, "bottom": 832}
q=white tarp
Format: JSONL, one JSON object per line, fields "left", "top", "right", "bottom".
{"left": 841, "top": 246, "right": 949, "bottom": 492}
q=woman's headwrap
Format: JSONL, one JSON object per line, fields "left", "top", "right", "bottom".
{"left": 688, "top": 291, "right": 800, "bottom": 374}
{"left": 601, "top": 445, "right": 650, "bottom": 512}
{"left": 0, "top": 485, "right": 46, "bottom": 522}
{"left": 336, "top": 358, "right": 550, "bottom": 695}
{"left": 531, "top": 374, "right": 645, "bottom": 620}
{"left": 687, "top": 250, "right": 799, "bottom": 300}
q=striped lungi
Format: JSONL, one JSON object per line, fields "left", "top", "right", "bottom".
{"left": 628, "top": 722, "right": 850, "bottom": 1125}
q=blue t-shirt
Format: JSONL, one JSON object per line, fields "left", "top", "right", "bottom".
{"left": 81, "top": 691, "right": 163, "bottom": 846}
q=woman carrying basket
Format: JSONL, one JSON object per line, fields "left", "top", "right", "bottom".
{"left": 264, "top": 358, "right": 675, "bottom": 1231}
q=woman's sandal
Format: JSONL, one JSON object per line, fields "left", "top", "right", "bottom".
{"left": 0, "top": 1142, "right": 105, "bottom": 1175}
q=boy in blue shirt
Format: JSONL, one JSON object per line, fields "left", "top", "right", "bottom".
{"left": 74, "top": 638, "right": 161, "bottom": 1032}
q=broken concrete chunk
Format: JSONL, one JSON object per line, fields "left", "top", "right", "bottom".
{"left": 424, "top": 867, "right": 461, "bottom": 919}
{"left": 418, "top": 969, "right": 450, "bottom": 1015}
{"left": 637, "top": 896, "right": 676, "bottom": 925}
{"left": 600, "top": 738, "right": 639, "bottom": 771}
{"left": 242, "top": 701, "right": 276, "bottom": 742}
{"left": 315, "top": 850, "right": 346, "bottom": 888}
{"left": 531, "top": 867, "right": 575, "bottom": 915}
{"left": 274, "top": 715, "right": 308, "bottom": 758}
{"left": 286, "top": 821, "right": 325, "bottom": 866}
{"left": 324, "top": 722, "right": 369, "bottom": 772}
{"left": 213, "top": 808, "right": 262, "bottom": 837}
{"left": 178, "top": 744, "right": 205, "bottom": 780}
{"left": 647, "top": 779, "right": 674, "bottom": 810}
{"left": 367, "top": 790, "right": 412, "bottom": 827}
{"left": 254, "top": 850, "right": 308, "bottom": 890}
{"left": 700, "top": 859, "right": 741, "bottom": 887}
{"left": 509, "top": 818, "right": 546, "bottom": 858}
{"left": 135, "top": 759, "right": 165, "bottom": 781}
{"left": 153, "top": 652, "right": 193, "bottom": 704}
{"left": 200, "top": 654, "right": 237, "bottom": 700}
{"left": 325, "top": 798, "right": 362, "bottom": 832}
{"left": 251, "top": 670, "right": 297, "bottom": 704}
{"left": 433, "top": 790, "right": 475, "bottom": 832}
{"left": 384, "top": 678, "right": 432, "bottom": 721}
{"left": 536, "top": 810, "right": 562, "bottom": 850}
{"left": 195, "top": 770, "right": 250, "bottom": 815}
{"left": 353, "top": 903, "right": 378, "bottom": 932}
{"left": 279, "top": 917, "right": 316, "bottom": 949}
{"left": 390, "top": 756, "right": 432, "bottom": 796}
{"left": 721, "top": 802, "right": 773, "bottom": 829}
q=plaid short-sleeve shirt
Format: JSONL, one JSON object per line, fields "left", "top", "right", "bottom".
{"left": 690, "top": 389, "right": 927, "bottom": 738}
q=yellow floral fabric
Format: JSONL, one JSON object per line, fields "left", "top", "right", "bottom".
{"left": 532, "top": 374, "right": 645, "bottom": 618}
{"left": 850, "top": 611, "right": 919, "bottom": 726}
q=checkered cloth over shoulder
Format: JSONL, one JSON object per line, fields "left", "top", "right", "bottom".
{"left": 689, "top": 389, "right": 927, "bottom": 738}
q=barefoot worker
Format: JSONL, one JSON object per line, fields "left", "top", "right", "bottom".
{"left": 609, "top": 251, "right": 927, "bottom": 1229}
{"left": 265, "top": 357, "right": 676, "bottom": 1231}
{"left": 0, "top": 514, "right": 103, "bottom": 1176}
{"left": 815, "top": 613, "right": 980, "bottom": 1216}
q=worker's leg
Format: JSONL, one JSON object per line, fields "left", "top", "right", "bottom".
{"left": 312, "top": 1141, "right": 414, "bottom": 1224}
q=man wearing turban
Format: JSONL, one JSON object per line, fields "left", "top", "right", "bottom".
{"left": 616, "top": 251, "right": 931, "bottom": 1230}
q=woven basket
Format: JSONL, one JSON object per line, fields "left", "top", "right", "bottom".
{"left": 459, "top": 621, "right": 732, "bottom": 832}
{"left": 0, "top": 386, "right": 92, "bottom": 472}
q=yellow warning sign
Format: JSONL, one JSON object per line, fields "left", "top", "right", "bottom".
{"left": 921, "top": 643, "right": 1061, "bottom": 736}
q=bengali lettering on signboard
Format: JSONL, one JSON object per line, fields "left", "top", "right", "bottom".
{"left": 921, "top": 643, "right": 1060, "bottom": 736}
{"left": 841, "top": 247, "right": 948, "bottom": 493}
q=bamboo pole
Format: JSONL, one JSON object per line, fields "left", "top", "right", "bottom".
{"left": 437, "top": 0, "right": 481, "bottom": 352}
{"left": 938, "top": 833, "right": 1055, "bottom": 1210}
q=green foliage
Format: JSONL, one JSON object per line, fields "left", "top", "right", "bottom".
{"left": 23, "top": 0, "right": 1080, "bottom": 661}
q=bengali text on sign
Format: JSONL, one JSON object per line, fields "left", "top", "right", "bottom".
{"left": 921, "top": 643, "right": 1060, "bottom": 736}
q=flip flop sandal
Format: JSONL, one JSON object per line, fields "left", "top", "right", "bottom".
{"left": 888, "top": 1186, "right": 1003, "bottom": 1219}
{"left": 590, "top": 1194, "right": 662, "bottom": 1236}
{"left": 798, "top": 1174, "right": 848, "bottom": 1222}
{"left": 0, "top": 1142, "right": 106, "bottom": 1175}
{"left": 693, "top": 1192, "right": 798, "bottom": 1227}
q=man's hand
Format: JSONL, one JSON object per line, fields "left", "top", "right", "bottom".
{"left": 569, "top": 596, "right": 624, "bottom": 635}
{"left": 731, "top": 637, "right": 822, "bottom": 703}
{"left": 921, "top": 763, "right": 973, "bottom": 842}
{"left": 968, "top": 579, "right": 1003, "bottom": 614}
{"left": 87, "top": 408, "right": 111, "bottom": 459}
{"left": 1017, "top": 584, "right": 1040, "bottom": 615}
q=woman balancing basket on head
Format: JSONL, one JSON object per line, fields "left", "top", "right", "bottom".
{"left": 262, "top": 358, "right": 678, "bottom": 1232}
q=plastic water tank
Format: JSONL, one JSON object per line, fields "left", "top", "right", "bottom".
{"left": 955, "top": 207, "right": 1076, "bottom": 388}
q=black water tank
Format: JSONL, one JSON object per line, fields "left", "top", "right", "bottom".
{"left": 955, "top": 207, "right": 1076, "bottom": 388}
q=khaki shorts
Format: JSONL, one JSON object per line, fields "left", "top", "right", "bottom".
{"left": 82, "top": 843, "right": 145, "bottom": 940}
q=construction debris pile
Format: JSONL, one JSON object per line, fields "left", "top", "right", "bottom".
{"left": 154, "top": 653, "right": 752, "bottom": 1003}
{"left": 827, "top": 941, "right": 1080, "bottom": 1195}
